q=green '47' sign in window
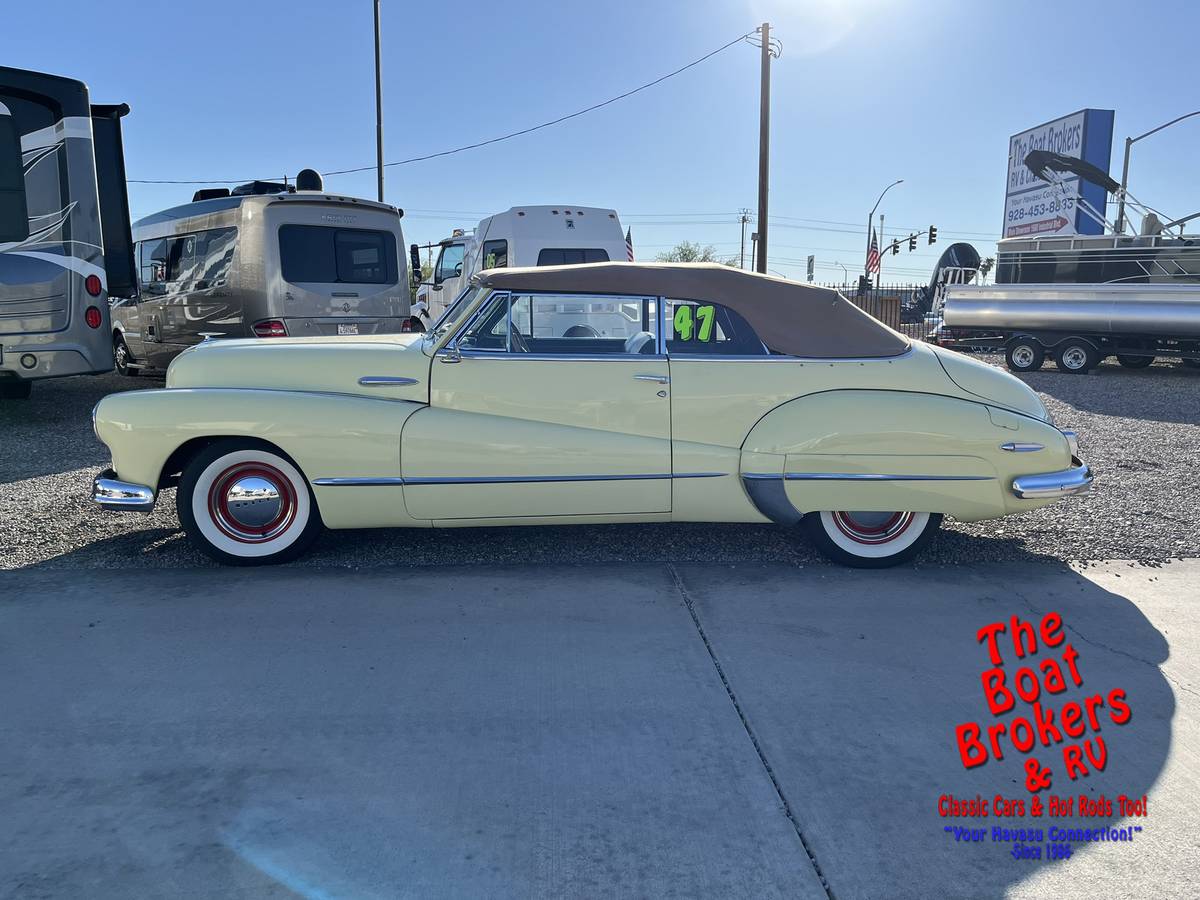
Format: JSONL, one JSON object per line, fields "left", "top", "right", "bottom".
{"left": 673, "top": 304, "right": 716, "bottom": 342}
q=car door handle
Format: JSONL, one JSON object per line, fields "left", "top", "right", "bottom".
{"left": 633, "top": 374, "right": 670, "bottom": 384}
{"left": 358, "top": 376, "right": 420, "bottom": 387}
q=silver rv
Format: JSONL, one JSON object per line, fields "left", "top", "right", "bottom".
{"left": 111, "top": 174, "right": 412, "bottom": 374}
{"left": 0, "top": 66, "right": 135, "bottom": 399}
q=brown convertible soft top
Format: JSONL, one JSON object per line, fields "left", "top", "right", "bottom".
{"left": 473, "top": 262, "right": 910, "bottom": 358}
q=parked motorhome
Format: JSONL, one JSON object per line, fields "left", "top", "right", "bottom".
{"left": 0, "top": 66, "right": 135, "bottom": 399}
{"left": 413, "top": 206, "right": 628, "bottom": 326}
{"left": 111, "top": 173, "right": 411, "bottom": 374}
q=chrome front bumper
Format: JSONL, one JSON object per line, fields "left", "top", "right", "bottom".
{"left": 92, "top": 468, "right": 157, "bottom": 512}
{"left": 1012, "top": 458, "right": 1093, "bottom": 500}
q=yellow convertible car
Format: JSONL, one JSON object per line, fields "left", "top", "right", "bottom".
{"left": 91, "top": 263, "right": 1091, "bottom": 567}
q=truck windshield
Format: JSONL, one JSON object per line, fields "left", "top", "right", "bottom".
{"left": 435, "top": 243, "right": 465, "bottom": 283}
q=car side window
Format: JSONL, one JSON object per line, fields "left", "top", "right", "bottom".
{"left": 664, "top": 298, "right": 768, "bottom": 356}
{"left": 454, "top": 292, "right": 658, "bottom": 355}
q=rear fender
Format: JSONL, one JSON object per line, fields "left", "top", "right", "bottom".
{"left": 740, "top": 390, "right": 1070, "bottom": 522}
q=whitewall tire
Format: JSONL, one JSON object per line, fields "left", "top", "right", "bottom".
{"left": 803, "top": 510, "right": 942, "bottom": 568}
{"left": 177, "top": 440, "right": 323, "bottom": 565}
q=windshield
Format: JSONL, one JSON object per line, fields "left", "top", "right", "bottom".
{"left": 435, "top": 242, "right": 466, "bottom": 284}
{"left": 430, "top": 286, "right": 484, "bottom": 341}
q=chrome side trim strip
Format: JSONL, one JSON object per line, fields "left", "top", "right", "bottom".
{"left": 1001, "top": 442, "right": 1044, "bottom": 452}
{"left": 92, "top": 468, "right": 157, "bottom": 513}
{"left": 1011, "top": 460, "right": 1094, "bottom": 500}
{"left": 313, "top": 477, "right": 407, "bottom": 486}
{"left": 405, "top": 472, "right": 723, "bottom": 486}
{"left": 456, "top": 350, "right": 668, "bottom": 362}
{"left": 313, "top": 472, "right": 726, "bottom": 487}
{"left": 743, "top": 472, "right": 994, "bottom": 482}
{"left": 358, "top": 376, "right": 419, "bottom": 387}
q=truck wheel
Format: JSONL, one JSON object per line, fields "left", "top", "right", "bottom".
{"left": 177, "top": 439, "right": 324, "bottom": 566}
{"left": 114, "top": 334, "right": 138, "bottom": 377}
{"left": 1116, "top": 354, "right": 1154, "bottom": 369}
{"left": 0, "top": 380, "right": 32, "bottom": 400}
{"left": 803, "top": 511, "right": 942, "bottom": 568}
{"left": 1055, "top": 340, "right": 1098, "bottom": 374}
{"left": 1005, "top": 340, "right": 1045, "bottom": 373}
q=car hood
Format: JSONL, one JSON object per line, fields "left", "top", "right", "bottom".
{"left": 926, "top": 343, "right": 1051, "bottom": 423}
{"left": 165, "top": 334, "right": 430, "bottom": 403}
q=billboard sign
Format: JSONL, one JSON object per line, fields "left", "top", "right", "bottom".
{"left": 1003, "top": 109, "right": 1114, "bottom": 239}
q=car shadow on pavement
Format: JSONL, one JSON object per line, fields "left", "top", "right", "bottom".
{"left": 678, "top": 560, "right": 1180, "bottom": 900}
{"left": 23, "top": 517, "right": 1117, "bottom": 570}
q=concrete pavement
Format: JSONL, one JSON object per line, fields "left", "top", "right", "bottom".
{"left": 0, "top": 561, "right": 1195, "bottom": 899}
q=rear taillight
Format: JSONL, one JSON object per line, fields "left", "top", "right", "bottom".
{"left": 85, "top": 274, "right": 103, "bottom": 296}
{"left": 253, "top": 319, "right": 288, "bottom": 338}
{"left": 401, "top": 319, "right": 413, "bottom": 333}
{"left": 84, "top": 306, "right": 103, "bottom": 329}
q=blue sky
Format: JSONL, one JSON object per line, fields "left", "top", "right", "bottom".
{"left": 4, "top": 0, "right": 1198, "bottom": 284}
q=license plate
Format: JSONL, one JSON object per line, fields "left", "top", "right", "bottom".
{"left": 338, "top": 323, "right": 359, "bottom": 336}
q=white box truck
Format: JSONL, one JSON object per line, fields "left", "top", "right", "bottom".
{"left": 412, "top": 205, "right": 628, "bottom": 327}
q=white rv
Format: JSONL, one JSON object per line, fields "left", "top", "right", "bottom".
{"left": 413, "top": 205, "right": 628, "bottom": 326}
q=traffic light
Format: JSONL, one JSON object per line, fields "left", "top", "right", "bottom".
{"left": 908, "top": 233, "right": 917, "bottom": 252}
{"left": 891, "top": 240, "right": 899, "bottom": 255}
{"left": 928, "top": 225, "right": 937, "bottom": 245}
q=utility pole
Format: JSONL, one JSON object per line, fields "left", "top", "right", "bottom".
{"left": 373, "top": 0, "right": 385, "bottom": 203}
{"left": 755, "top": 22, "right": 772, "bottom": 273}
{"left": 738, "top": 209, "right": 751, "bottom": 269}
{"left": 876, "top": 213, "right": 884, "bottom": 288}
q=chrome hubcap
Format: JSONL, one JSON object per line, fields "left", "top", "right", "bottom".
{"left": 207, "top": 463, "right": 297, "bottom": 543}
{"left": 225, "top": 476, "right": 283, "bottom": 528}
{"left": 831, "top": 511, "right": 915, "bottom": 545}
{"left": 1063, "top": 348, "right": 1087, "bottom": 369}
{"left": 1012, "top": 346, "right": 1034, "bottom": 367}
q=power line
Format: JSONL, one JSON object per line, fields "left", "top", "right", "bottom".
{"left": 127, "top": 31, "right": 755, "bottom": 185}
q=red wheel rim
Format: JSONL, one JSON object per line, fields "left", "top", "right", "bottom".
{"left": 831, "top": 511, "right": 914, "bottom": 545}
{"left": 206, "top": 462, "right": 298, "bottom": 543}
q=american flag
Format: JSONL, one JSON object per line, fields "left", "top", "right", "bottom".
{"left": 865, "top": 227, "right": 880, "bottom": 275}
{"left": 625, "top": 227, "right": 634, "bottom": 262}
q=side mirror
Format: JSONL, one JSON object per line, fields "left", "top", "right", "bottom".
{"left": 439, "top": 343, "right": 462, "bottom": 364}
{"left": 454, "top": 263, "right": 463, "bottom": 277}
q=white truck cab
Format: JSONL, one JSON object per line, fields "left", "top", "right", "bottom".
{"left": 414, "top": 205, "right": 627, "bottom": 326}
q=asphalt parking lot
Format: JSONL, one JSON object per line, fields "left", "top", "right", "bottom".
{"left": 2, "top": 356, "right": 1199, "bottom": 569}
{"left": 1, "top": 561, "right": 1196, "bottom": 899}
{"left": 2, "top": 357, "right": 1198, "bottom": 899}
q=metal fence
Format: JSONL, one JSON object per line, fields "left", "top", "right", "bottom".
{"left": 814, "top": 281, "right": 924, "bottom": 331}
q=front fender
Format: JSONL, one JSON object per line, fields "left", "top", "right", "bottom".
{"left": 94, "top": 388, "right": 426, "bottom": 527}
{"left": 741, "top": 390, "right": 1071, "bottom": 522}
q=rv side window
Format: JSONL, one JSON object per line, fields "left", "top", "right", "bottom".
{"left": 138, "top": 238, "right": 169, "bottom": 294}
{"left": 166, "top": 235, "right": 197, "bottom": 283}
{"left": 536, "top": 248, "right": 610, "bottom": 266}
{"left": 279, "top": 224, "right": 397, "bottom": 285}
{"left": 198, "top": 227, "right": 236, "bottom": 286}
{"left": 0, "top": 106, "right": 29, "bottom": 243}
{"left": 482, "top": 239, "right": 508, "bottom": 269}
{"left": 435, "top": 243, "right": 465, "bottom": 284}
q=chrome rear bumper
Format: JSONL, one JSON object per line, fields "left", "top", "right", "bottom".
{"left": 92, "top": 468, "right": 157, "bottom": 512}
{"left": 1012, "top": 458, "right": 1093, "bottom": 500}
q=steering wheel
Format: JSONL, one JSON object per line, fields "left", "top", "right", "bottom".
{"left": 624, "top": 331, "right": 656, "bottom": 354}
{"left": 562, "top": 324, "right": 601, "bottom": 338}
{"left": 508, "top": 320, "right": 531, "bottom": 353}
